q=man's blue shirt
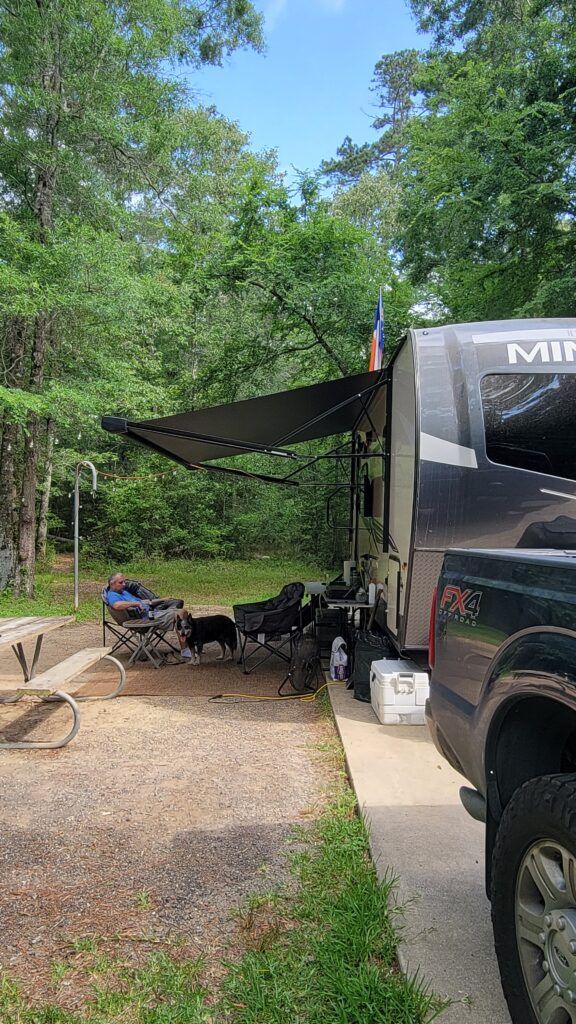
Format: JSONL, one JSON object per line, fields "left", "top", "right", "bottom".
{"left": 107, "top": 589, "right": 150, "bottom": 614}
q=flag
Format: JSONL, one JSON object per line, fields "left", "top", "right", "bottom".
{"left": 369, "top": 289, "right": 385, "bottom": 372}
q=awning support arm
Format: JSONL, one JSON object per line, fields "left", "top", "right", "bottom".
{"left": 282, "top": 439, "right": 351, "bottom": 482}
{"left": 280, "top": 439, "right": 384, "bottom": 484}
{"left": 188, "top": 462, "right": 299, "bottom": 487}
{"left": 272, "top": 378, "right": 386, "bottom": 447}
{"left": 126, "top": 422, "right": 300, "bottom": 460}
{"left": 356, "top": 394, "right": 387, "bottom": 456}
{"left": 109, "top": 425, "right": 299, "bottom": 486}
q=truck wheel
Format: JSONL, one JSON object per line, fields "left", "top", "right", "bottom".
{"left": 491, "top": 774, "right": 576, "bottom": 1024}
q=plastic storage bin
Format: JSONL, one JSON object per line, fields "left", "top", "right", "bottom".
{"left": 370, "top": 658, "right": 429, "bottom": 725}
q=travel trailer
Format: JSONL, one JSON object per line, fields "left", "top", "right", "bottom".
{"left": 103, "top": 317, "right": 576, "bottom": 656}
{"left": 351, "top": 318, "right": 576, "bottom": 654}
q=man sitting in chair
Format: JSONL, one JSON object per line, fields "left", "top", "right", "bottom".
{"left": 106, "top": 572, "right": 192, "bottom": 661}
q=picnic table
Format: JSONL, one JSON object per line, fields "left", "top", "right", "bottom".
{"left": 0, "top": 616, "right": 125, "bottom": 750}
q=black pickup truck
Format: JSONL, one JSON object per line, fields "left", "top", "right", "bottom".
{"left": 427, "top": 548, "right": 576, "bottom": 1024}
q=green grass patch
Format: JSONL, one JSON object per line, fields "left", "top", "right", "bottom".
{"left": 219, "top": 789, "right": 446, "bottom": 1023}
{"left": 0, "top": 556, "right": 332, "bottom": 623}
{"left": 0, "top": 790, "right": 447, "bottom": 1024}
{"left": 0, "top": 953, "right": 209, "bottom": 1024}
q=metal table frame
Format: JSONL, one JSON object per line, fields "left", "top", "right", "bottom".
{"left": 0, "top": 618, "right": 124, "bottom": 749}
{"left": 323, "top": 600, "right": 374, "bottom": 631}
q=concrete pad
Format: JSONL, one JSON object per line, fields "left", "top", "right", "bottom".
{"left": 329, "top": 683, "right": 511, "bottom": 1023}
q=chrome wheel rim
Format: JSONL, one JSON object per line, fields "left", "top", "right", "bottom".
{"left": 516, "top": 840, "right": 576, "bottom": 1023}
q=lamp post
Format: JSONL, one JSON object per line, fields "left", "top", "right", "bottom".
{"left": 74, "top": 461, "right": 98, "bottom": 612}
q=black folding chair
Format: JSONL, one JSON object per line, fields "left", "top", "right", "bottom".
{"left": 102, "top": 580, "right": 183, "bottom": 668}
{"left": 233, "top": 582, "right": 307, "bottom": 675}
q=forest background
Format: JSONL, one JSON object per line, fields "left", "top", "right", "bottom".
{"left": 0, "top": 0, "right": 574, "bottom": 597}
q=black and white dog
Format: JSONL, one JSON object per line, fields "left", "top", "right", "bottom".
{"left": 178, "top": 612, "right": 237, "bottom": 665}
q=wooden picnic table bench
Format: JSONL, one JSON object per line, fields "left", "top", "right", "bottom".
{"left": 0, "top": 615, "right": 75, "bottom": 681}
{"left": 0, "top": 618, "right": 125, "bottom": 750}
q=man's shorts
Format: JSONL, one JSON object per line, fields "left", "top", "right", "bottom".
{"left": 151, "top": 598, "right": 183, "bottom": 629}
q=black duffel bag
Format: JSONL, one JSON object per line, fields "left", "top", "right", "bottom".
{"left": 348, "top": 630, "right": 393, "bottom": 703}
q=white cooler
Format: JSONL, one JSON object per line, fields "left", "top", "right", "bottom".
{"left": 370, "top": 658, "right": 429, "bottom": 725}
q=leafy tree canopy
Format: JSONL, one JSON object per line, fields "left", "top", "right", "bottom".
{"left": 401, "top": 0, "right": 576, "bottom": 319}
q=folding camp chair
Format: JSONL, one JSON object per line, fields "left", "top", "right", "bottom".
{"left": 233, "top": 582, "right": 307, "bottom": 675}
{"left": 102, "top": 580, "right": 183, "bottom": 668}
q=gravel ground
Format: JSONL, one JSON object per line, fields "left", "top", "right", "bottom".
{"left": 0, "top": 619, "right": 334, "bottom": 1006}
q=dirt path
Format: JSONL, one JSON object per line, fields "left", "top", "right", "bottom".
{"left": 0, "top": 621, "right": 333, "bottom": 1007}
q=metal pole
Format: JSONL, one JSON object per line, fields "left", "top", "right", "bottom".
{"left": 73, "top": 461, "right": 98, "bottom": 613}
{"left": 73, "top": 468, "right": 79, "bottom": 612}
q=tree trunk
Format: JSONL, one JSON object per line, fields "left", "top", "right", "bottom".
{"left": 15, "top": 422, "right": 40, "bottom": 597}
{"left": 0, "top": 413, "right": 17, "bottom": 591}
{"left": 0, "top": 319, "right": 28, "bottom": 591}
{"left": 14, "top": 26, "right": 60, "bottom": 595}
{"left": 36, "top": 417, "right": 55, "bottom": 562}
{"left": 14, "top": 313, "right": 52, "bottom": 597}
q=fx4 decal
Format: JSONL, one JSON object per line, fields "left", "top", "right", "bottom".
{"left": 439, "top": 585, "right": 483, "bottom": 625}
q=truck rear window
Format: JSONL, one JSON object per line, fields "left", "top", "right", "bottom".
{"left": 481, "top": 373, "right": 576, "bottom": 480}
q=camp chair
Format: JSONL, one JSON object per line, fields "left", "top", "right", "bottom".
{"left": 102, "top": 580, "right": 183, "bottom": 668}
{"left": 233, "top": 582, "right": 307, "bottom": 675}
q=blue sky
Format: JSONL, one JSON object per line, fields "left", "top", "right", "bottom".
{"left": 186, "top": 0, "right": 426, "bottom": 179}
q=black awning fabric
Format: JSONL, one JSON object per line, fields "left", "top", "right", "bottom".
{"left": 101, "top": 371, "right": 384, "bottom": 472}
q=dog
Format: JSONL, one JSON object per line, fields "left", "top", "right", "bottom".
{"left": 178, "top": 612, "right": 237, "bottom": 665}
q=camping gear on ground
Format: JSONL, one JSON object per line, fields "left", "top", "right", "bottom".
{"left": 102, "top": 580, "right": 183, "bottom": 668}
{"left": 282, "top": 633, "right": 322, "bottom": 695}
{"left": 233, "top": 582, "right": 306, "bottom": 675}
{"left": 329, "top": 636, "right": 349, "bottom": 681}
{"left": 349, "top": 630, "right": 394, "bottom": 703}
{"left": 370, "top": 658, "right": 429, "bottom": 725}
{"left": 315, "top": 606, "right": 348, "bottom": 669}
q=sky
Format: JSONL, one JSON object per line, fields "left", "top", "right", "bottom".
{"left": 185, "top": 0, "right": 427, "bottom": 180}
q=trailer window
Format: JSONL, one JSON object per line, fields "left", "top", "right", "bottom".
{"left": 481, "top": 373, "right": 576, "bottom": 480}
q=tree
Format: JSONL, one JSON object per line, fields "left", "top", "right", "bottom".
{"left": 400, "top": 1, "right": 576, "bottom": 320}
{"left": 409, "top": 0, "right": 533, "bottom": 46}
{"left": 319, "top": 50, "right": 420, "bottom": 256}
{"left": 321, "top": 50, "right": 420, "bottom": 187}
{"left": 0, "top": 0, "right": 262, "bottom": 594}
{"left": 371, "top": 50, "right": 421, "bottom": 175}
{"left": 192, "top": 172, "right": 404, "bottom": 396}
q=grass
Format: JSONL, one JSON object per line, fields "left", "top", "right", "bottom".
{"left": 49, "top": 963, "right": 70, "bottom": 985}
{"left": 0, "top": 955, "right": 209, "bottom": 1024}
{"left": 134, "top": 890, "right": 153, "bottom": 910}
{"left": 0, "top": 790, "right": 447, "bottom": 1024}
{"left": 218, "top": 789, "right": 447, "bottom": 1024}
{"left": 0, "top": 556, "right": 332, "bottom": 623}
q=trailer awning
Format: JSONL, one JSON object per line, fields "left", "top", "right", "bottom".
{"left": 101, "top": 370, "right": 385, "bottom": 484}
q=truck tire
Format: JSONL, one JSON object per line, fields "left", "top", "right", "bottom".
{"left": 491, "top": 773, "right": 576, "bottom": 1024}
